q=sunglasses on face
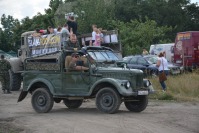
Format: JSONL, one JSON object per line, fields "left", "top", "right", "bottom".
{"left": 74, "top": 55, "right": 79, "bottom": 58}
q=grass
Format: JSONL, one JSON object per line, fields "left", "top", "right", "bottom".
{"left": 149, "top": 73, "right": 199, "bottom": 101}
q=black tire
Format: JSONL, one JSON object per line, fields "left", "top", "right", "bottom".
{"left": 9, "top": 70, "right": 22, "bottom": 91}
{"left": 124, "top": 96, "right": 148, "bottom": 112}
{"left": 63, "top": 99, "right": 83, "bottom": 109}
{"left": 54, "top": 98, "right": 62, "bottom": 103}
{"left": 31, "top": 88, "right": 54, "bottom": 113}
{"left": 96, "top": 87, "right": 121, "bottom": 114}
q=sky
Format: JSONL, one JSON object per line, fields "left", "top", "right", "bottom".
{"left": 0, "top": 0, "right": 198, "bottom": 21}
{"left": 0, "top": 0, "right": 50, "bottom": 20}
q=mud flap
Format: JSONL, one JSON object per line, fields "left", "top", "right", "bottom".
{"left": 17, "top": 90, "right": 28, "bottom": 102}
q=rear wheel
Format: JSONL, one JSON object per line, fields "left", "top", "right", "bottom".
{"left": 96, "top": 87, "right": 121, "bottom": 114}
{"left": 63, "top": 99, "right": 83, "bottom": 109}
{"left": 31, "top": 88, "right": 54, "bottom": 113}
{"left": 124, "top": 96, "right": 148, "bottom": 112}
{"left": 9, "top": 70, "right": 22, "bottom": 91}
{"left": 54, "top": 98, "right": 62, "bottom": 103}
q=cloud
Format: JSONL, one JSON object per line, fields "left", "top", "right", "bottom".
{"left": 0, "top": 0, "right": 49, "bottom": 20}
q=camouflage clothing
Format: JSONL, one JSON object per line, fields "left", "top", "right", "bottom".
{"left": 0, "top": 59, "right": 11, "bottom": 91}
{"left": 63, "top": 40, "right": 80, "bottom": 50}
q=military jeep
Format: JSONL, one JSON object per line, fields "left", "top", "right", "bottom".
{"left": 18, "top": 46, "right": 153, "bottom": 114}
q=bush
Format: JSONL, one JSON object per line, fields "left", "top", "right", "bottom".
{"left": 149, "top": 73, "right": 199, "bottom": 101}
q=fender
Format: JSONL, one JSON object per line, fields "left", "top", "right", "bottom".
{"left": 89, "top": 78, "right": 134, "bottom": 96}
{"left": 18, "top": 78, "right": 55, "bottom": 102}
{"left": 27, "top": 78, "right": 55, "bottom": 94}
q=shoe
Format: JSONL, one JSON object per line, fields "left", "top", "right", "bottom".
{"left": 2, "top": 90, "right": 6, "bottom": 94}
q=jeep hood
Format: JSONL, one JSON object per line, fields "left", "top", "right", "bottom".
{"left": 95, "top": 67, "right": 144, "bottom": 88}
{"left": 95, "top": 67, "right": 144, "bottom": 76}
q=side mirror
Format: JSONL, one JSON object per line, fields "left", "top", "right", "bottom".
{"left": 18, "top": 49, "right": 22, "bottom": 57}
{"left": 117, "top": 62, "right": 127, "bottom": 69}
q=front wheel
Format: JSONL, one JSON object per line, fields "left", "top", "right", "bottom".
{"left": 63, "top": 99, "right": 83, "bottom": 109}
{"left": 124, "top": 96, "right": 148, "bottom": 112}
{"left": 96, "top": 87, "right": 121, "bottom": 114}
{"left": 31, "top": 88, "right": 54, "bottom": 113}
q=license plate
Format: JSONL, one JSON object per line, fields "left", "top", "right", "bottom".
{"left": 138, "top": 91, "right": 149, "bottom": 95}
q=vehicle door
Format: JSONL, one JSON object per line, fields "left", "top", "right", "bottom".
{"left": 127, "top": 56, "right": 145, "bottom": 70}
{"left": 62, "top": 59, "right": 91, "bottom": 96}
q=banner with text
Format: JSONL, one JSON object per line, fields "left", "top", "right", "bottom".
{"left": 28, "top": 34, "right": 61, "bottom": 56}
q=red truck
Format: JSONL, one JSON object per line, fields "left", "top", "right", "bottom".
{"left": 173, "top": 31, "right": 199, "bottom": 70}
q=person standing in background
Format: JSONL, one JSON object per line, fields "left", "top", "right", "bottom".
{"left": 67, "top": 16, "right": 77, "bottom": 35}
{"left": 156, "top": 52, "right": 169, "bottom": 92}
{"left": 61, "top": 24, "right": 70, "bottom": 47}
{"left": 142, "top": 48, "right": 149, "bottom": 55}
{"left": 98, "top": 28, "right": 104, "bottom": 44}
{"left": 0, "top": 55, "right": 12, "bottom": 94}
{"left": 90, "top": 24, "right": 97, "bottom": 46}
{"left": 57, "top": 26, "right": 62, "bottom": 33}
{"left": 94, "top": 29, "right": 101, "bottom": 46}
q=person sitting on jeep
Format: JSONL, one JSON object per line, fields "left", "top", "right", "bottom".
{"left": 63, "top": 34, "right": 80, "bottom": 51}
{"left": 69, "top": 53, "right": 89, "bottom": 71}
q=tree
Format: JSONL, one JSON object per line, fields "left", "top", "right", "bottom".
{"left": 55, "top": 0, "right": 115, "bottom": 33}
{"left": 183, "top": 3, "right": 199, "bottom": 30}
{"left": 109, "top": 18, "right": 172, "bottom": 56}
{"left": 0, "top": 14, "right": 20, "bottom": 51}
{"left": 44, "top": 0, "right": 63, "bottom": 27}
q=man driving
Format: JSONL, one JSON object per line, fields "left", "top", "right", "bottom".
{"left": 69, "top": 53, "right": 89, "bottom": 71}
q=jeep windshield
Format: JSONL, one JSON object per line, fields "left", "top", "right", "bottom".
{"left": 88, "top": 50, "right": 119, "bottom": 62}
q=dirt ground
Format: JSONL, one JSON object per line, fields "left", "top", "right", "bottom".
{"left": 0, "top": 90, "right": 198, "bottom": 133}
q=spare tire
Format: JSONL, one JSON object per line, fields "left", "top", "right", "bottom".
{"left": 9, "top": 70, "right": 22, "bottom": 91}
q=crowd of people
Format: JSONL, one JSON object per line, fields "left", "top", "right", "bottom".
{"left": 32, "top": 14, "right": 107, "bottom": 51}
{"left": 90, "top": 24, "right": 105, "bottom": 46}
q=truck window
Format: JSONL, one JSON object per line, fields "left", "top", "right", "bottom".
{"left": 129, "top": 57, "right": 137, "bottom": 64}
{"left": 21, "top": 37, "right": 24, "bottom": 45}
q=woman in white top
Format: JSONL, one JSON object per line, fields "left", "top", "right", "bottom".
{"left": 156, "top": 52, "right": 169, "bottom": 91}
{"left": 90, "top": 24, "right": 97, "bottom": 46}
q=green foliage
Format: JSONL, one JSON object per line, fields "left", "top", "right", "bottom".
{"left": 149, "top": 73, "right": 199, "bottom": 101}
{"left": 55, "top": 0, "right": 115, "bottom": 33}
{"left": 0, "top": 14, "right": 20, "bottom": 51}
{"left": 0, "top": 0, "right": 199, "bottom": 53}
{"left": 45, "top": 0, "right": 63, "bottom": 27}
{"left": 109, "top": 18, "right": 172, "bottom": 56}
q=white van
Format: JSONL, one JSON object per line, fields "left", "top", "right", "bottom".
{"left": 149, "top": 43, "right": 174, "bottom": 62}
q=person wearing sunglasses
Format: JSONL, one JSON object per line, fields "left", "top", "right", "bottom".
{"left": 69, "top": 53, "right": 89, "bottom": 71}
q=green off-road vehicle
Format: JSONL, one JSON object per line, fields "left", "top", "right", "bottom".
{"left": 18, "top": 46, "right": 154, "bottom": 114}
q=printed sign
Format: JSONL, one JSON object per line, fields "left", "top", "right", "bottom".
{"left": 177, "top": 33, "right": 191, "bottom": 41}
{"left": 28, "top": 34, "right": 61, "bottom": 56}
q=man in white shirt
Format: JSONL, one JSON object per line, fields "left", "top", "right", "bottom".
{"left": 61, "top": 24, "right": 70, "bottom": 46}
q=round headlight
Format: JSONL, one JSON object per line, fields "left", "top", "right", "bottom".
{"left": 146, "top": 80, "right": 149, "bottom": 87}
{"left": 126, "top": 82, "right": 131, "bottom": 88}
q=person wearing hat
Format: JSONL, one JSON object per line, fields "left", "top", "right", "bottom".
{"left": 69, "top": 53, "right": 89, "bottom": 71}
{"left": 0, "top": 55, "right": 12, "bottom": 94}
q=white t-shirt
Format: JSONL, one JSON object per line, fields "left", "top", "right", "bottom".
{"left": 92, "top": 31, "right": 96, "bottom": 40}
{"left": 61, "top": 27, "right": 70, "bottom": 41}
{"left": 158, "top": 57, "right": 169, "bottom": 71}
